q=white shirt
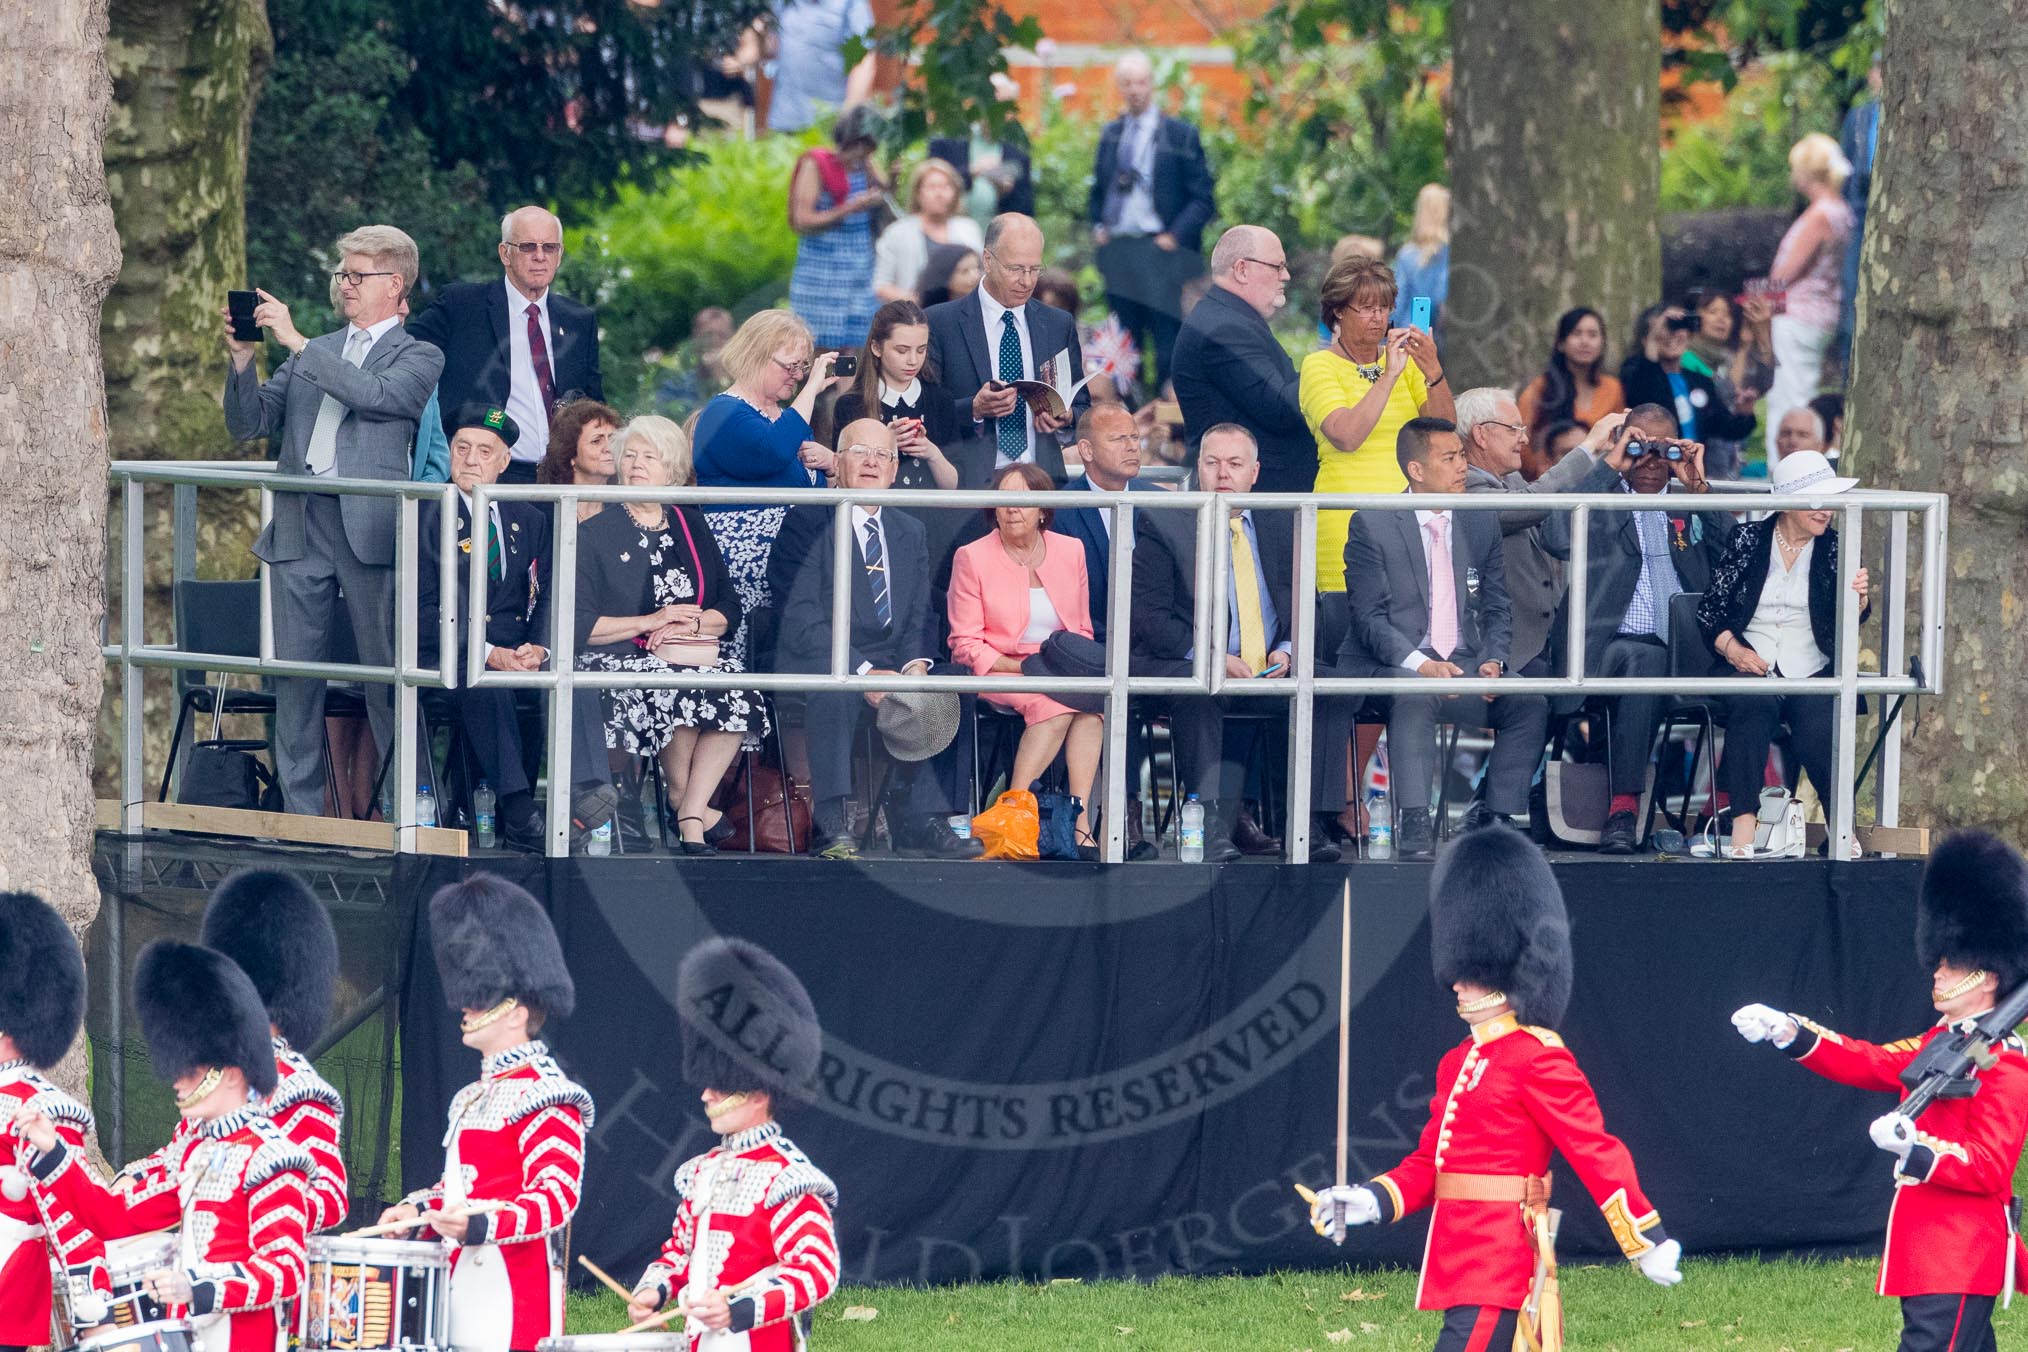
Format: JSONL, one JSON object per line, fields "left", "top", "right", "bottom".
{"left": 1742, "top": 534, "right": 1828, "bottom": 677}
{"left": 503, "top": 277, "right": 554, "bottom": 464}
{"left": 1112, "top": 106, "right": 1166, "bottom": 236}
{"left": 306, "top": 315, "right": 402, "bottom": 476}
{"left": 1020, "top": 586, "right": 1063, "bottom": 646}
{"left": 1403, "top": 507, "right": 1455, "bottom": 670}
{"left": 977, "top": 287, "right": 1035, "bottom": 464}
{"left": 879, "top": 378, "right": 924, "bottom": 408}
{"left": 873, "top": 213, "right": 984, "bottom": 299}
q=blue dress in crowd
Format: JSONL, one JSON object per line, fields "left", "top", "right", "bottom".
{"left": 692, "top": 393, "right": 821, "bottom": 669}
{"left": 789, "top": 166, "right": 878, "bottom": 351}
{"left": 1390, "top": 243, "right": 1450, "bottom": 329}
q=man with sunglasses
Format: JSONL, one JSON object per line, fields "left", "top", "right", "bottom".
{"left": 410, "top": 206, "right": 604, "bottom": 482}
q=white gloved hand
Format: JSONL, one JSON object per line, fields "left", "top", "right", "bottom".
{"left": 1309, "top": 1184, "right": 1380, "bottom": 1244}
{"left": 0, "top": 1166, "right": 27, "bottom": 1203}
{"left": 1869, "top": 1111, "right": 1917, "bottom": 1161}
{"left": 1730, "top": 1003, "right": 1796, "bottom": 1047}
{"left": 1636, "top": 1237, "right": 1684, "bottom": 1287}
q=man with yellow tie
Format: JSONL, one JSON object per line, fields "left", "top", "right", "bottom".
{"left": 1128, "top": 424, "right": 1300, "bottom": 862}
{"left": 1335, "top": 417, "right": 1547, "bottom": 859}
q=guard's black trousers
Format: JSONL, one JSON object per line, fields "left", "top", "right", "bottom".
{"left": 1899, "top": 1293, "right": 1996, "bottom": 1352}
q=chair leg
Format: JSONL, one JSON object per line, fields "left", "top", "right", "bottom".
{"left": 159, "top": 697, "right": 196, "bottom": 803}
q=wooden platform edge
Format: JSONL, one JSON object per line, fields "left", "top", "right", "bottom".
{"left": 95, "top": 800, "right": 469, "bottom": 858}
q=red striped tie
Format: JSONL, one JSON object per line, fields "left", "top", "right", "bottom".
{"left": 526, "top": 302, "right": 556, "bottom": 424}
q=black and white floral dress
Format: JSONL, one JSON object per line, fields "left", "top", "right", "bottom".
{"left": 574, "top": 504, "right": 769, "bottom": 755}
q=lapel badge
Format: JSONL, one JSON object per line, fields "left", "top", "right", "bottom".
{"left": 459, "top": 539, "right": 474, "bottom": 554}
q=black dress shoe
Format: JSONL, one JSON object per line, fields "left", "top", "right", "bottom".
{"left": 1128, "top": 839, "right": 1159, "bottom": 862}
{"left": 1396, "top": 806, "right": 1436, "bottom": 860}
{"left": 500, "top": 815, "right": 544, "bottom": 854}
{"left": 1598, "top": 810, "right": 1640, "bottom": 855}
{"left": 1308, "top": 836, "right": 1342, "bottom": 863}
{"left": 898, "top": 814, "right": 985, "bottom": 860}
{"left": 1232, "top": 811, "right": 1283, "bottom": 857}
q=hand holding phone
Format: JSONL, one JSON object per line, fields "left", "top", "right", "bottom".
{"left": 832, "top": 352, "right": 858, "bottom": 379}
{"left": 1409, "top": 295, "right": 1433, "bottom": 333}
{"left": 227, "top": 290, "right": 260, "bottom": 343}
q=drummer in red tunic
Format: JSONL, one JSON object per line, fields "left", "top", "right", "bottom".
{"left": 378, "top": 874, "right": 593, "bottom": 1352}
{"left": 626, "top": 938, "right": 840, "bottom": 1349}
{"left": 1733, "top": 829, "right": 2028, "bottom": 1352}
{"left": 0, "top": 891, "right": 112, "bottom": 1350}
{"left": 202, "top": 867, "right": 351, "bottom": 1233}
{"left": 1309, "top": 827, "right": 1684, "bottom": 1351}
{"left": 23, "top": 940, "right": 312, "bottom": 1352}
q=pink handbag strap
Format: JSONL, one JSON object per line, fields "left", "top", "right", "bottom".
{"left": 672, "top": 506, "right": 705, "bottom": 609}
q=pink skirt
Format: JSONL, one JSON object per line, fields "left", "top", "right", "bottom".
{"left": 981, "top": 689, "right": 1087, "bottom": 726}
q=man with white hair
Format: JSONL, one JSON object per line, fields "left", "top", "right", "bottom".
{"left": 1773, "top": 405, "right": 1827, "bottom": 461}
{"left": 1088, "top": 49, "right": 1216, "bottom": 391}
{"left": 409, "top": 205, "right": 604, "bottom": 481}
{"left": 224, "top": 224, "right": 444, "bottom": 814}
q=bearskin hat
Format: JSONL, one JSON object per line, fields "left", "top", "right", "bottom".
{"left": 678, "top": 937, "right": 822, "bottom": 1102}
{"left": 135, "top": 940, "right": 278, "bottom": 1096}
{"left": 200, "top": 869, "right": 339, "bottom": 1051}
{"left": 429, "top": 873, "right": 574, "bottom": 1020}
{"left": 1429, "top": 826, "right": 1574, "bottom": 1028}
{"left": 1916, "top": 830, "right": 2028, "bottom": 990}
{"left": 0, "top": 892, "right": 85, "bottom": 1070}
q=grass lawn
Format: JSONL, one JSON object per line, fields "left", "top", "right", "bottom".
{"left": 564, "top": 1256, "right": 2023, "bottom": 1350}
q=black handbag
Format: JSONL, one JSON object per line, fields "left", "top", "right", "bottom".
{"left": 176, "top": 673, "right": 281, "bottom": 811}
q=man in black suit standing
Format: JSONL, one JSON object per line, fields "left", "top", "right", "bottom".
{"left": 1337, "top": 418, "right": 1547, "bottom": 859}
{"left": 924, "top": 213, "right": 1090, "bottom": 486}
{"left": 1089, "top": 50, "right": 1217, "bottom": 392}
{"left": 775, "top": 420, "right": 981, "bottom": 861}
{"left": 408, "top": 206, "right": 603, "bottom": 483}
{"left": 1172, "top": 226, "right": 1314, "bottom": 494}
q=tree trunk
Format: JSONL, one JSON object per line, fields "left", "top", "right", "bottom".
{"left": 0, "top": 0, "right": 123, "bottom": 1097}
{"left": 93, "top": 0, "right": 272, "bottom": 798}
{"left": 1848, "top": 0, "right": 2028, "bottom": 832}
{"left": 1445, "top": 0, "right": 1662, "bottom": 391}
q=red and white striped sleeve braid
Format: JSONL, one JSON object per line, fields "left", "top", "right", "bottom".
{"left": 730, "top": 1193, "right": 839, "bottom": 1332}
{"left": 474, "top": 1104, "right": 586, "bottom": 1244}
{"left": 192, "top": 1161, "right": 310, "bottom": 1315}
{"left": 270, "top": 1093, "right": 349, "bottom": 1232}
{"left": 636, "top": 1200, "right": 696, "bottom": 1306}
{"left": 19, "top": 1116, "right": 112, "bottom": 1301}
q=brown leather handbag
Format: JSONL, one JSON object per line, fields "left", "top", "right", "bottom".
{"left": 716, "top": 759, "right": 812, "bottom": 854}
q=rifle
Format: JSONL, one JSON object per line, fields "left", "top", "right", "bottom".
{"left": 1898, "top": 978, "right": 2028, "bottom": 1120}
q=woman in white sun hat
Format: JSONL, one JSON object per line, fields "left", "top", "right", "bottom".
{"left": 1696, "top": 448, "right": 1868, "bottom": 857}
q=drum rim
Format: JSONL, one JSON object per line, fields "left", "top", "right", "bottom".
{"left": 306, "top": 1234, "right": 453, "bottom": 1259}
{"left": 536, "top": 1338, "right": 686, "bottom": 1350}
{"left": 79, "top": 1317, "right": 197, "bottom": 1345}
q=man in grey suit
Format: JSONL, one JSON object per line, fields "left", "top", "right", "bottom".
{"left": 223, "top": 225, "right": 445, "bottom": 815}
{"left": 1335, "top": 418, "right": 1547, "bottom": 859}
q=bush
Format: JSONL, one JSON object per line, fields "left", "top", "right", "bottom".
{"left": 1661, "top": 54, "right": 1845, "bottom": 212}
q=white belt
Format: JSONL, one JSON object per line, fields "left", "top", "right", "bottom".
{"left": 0, "top": 1212, "right": 47, "bottom": 1243}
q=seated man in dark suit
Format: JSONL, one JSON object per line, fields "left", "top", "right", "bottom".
{"left": 408, "top": 206, "right": 602, "bottom": 483}
{"left": 775, "top": 419, "right": 981, "bottom": 861}
{"left": 1337, "top": 417, "right": 1548, "bottom": 860}
{"left": 1130, "top": 425, "right": 1300, "bottom": 863}
{"left": 1582, "top": 403, "right": 1735, "bottom": 853}
{"left": 924, "top": 213, "right": 1090, "bottom": 486}
{"left": 416, "top": 403, "right": 615, "bottom": 849}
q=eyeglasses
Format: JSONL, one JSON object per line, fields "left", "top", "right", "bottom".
{"left": 986, "top": 253, "right": 1043, "bottom": 281}
{"left": 505, "top": 241, "right": 563, "bottom": 257}
{"left": 1342, "top": 303, "right": 1390, "bottom": 319}
{"left": 332, "top": 270, "right": 396, "bottom": 288}
{"left": 841, "top": 444, "right": 899, "bottom": 462}
{"left": 772, "top": 356, "right": 812, "bottom": 379}
{"left": 1483, "top": 420, "right": 1530, "bottom": 437}
{"left": 1240, "top": 256, "right": 1291, "bottom": 277}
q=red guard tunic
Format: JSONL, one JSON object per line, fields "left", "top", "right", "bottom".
{"left": 1363, "top": 1013, "right": 1671, "bottom": 1310}
{"left": 270, "top": 1036, "right": 348, "bottom": 1233}
{"left": 403, "top": 1040, "right": 592, "bottom": 1352}
{"left": 35, "top": 1103, "right": 311, "bottom": 1352}
{"left": 636, "top": 1123, "right": 840, "bottom": 1352}
{"left": 1784, "top": 1015, "right": 2028, "bottom": 1297}
{"left": 0, "top": 1061, "right": 111, "bottom": 1343}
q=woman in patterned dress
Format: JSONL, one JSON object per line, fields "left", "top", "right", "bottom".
{"left": 575, "top": 416, "right": 768, "bottom": 854}
{"left": 788, "top": 105, "right": 887, "bottom": 350}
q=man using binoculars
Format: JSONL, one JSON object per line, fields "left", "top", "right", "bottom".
{"left": 1581, "top": 403, "right": 1735, "bottom": 853}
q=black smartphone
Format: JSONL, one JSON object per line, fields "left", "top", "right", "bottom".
{"left": 832, "top": 352, "right": 858, "bottom": 379}
{"left": 227, "top": 290, "right": 260, "bottom": 343}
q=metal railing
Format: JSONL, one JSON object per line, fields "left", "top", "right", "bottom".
{"left": 106, "top": 462, "right": 1947, "bottom": 862}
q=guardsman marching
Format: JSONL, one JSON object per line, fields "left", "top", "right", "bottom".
{"left": 0, "top": 892, "right": 112, "bottom": 1349}
{"left": 202, "top": 867, "right": 351, "bottom": 1233}
{"left": 1309, "top": 827, "right": 1683, "bottom": 1351}
{"left": 627, "top": 937, "right": 840, "bottom": 1349}
{"left": 1733, "top": 830, "right": 2028, "bottom": 1351}
{"left": 24, "top": 941, "right": 312, "bottom": 1352}
{"left": 377, "top": 874, "right": 593, "bottom": 1352}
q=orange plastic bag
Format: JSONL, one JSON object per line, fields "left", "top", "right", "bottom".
{"left": 971, "top": 789, "right": 1040, "bottom": 861}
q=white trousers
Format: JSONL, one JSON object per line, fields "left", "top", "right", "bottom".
{"left": 1766, "top": 314, "right": 1833, "bottom": 463}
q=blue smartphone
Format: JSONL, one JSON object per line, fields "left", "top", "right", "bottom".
{"left": 1409, "top": 295, "right": 1433, "bottom": 332}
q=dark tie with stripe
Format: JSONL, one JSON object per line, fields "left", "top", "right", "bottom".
{"left": 863, "top": 520, "right": 891, "bottom": 628}
{"left": 996, "top": 311, "right": 1026, "bottom": 463}
{"left": 526, "top": 302, "right": 556, "bottom": 424}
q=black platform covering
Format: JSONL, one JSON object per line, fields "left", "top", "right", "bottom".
{"left": 397, "top": 857, "right": 1934, "bottom": 1287}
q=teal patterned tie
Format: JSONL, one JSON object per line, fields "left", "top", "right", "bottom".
{"left": 996, "top": 311, "right": 1025, "bottom": 462}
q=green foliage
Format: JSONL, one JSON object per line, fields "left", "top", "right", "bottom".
{"left": 1661, "top": 54, "right": 1846, "bottom": 212}
{"left": 853, "top": 0, "right": 1042, "bottom": 144}
{"left": 555, "top": 135, "right": 809, "bottom": 413}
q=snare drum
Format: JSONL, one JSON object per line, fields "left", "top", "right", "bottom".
{"left": 299, "top": 1235, "right": 450, "bottom": 1351}
{"left": 102, "top": 1232, "right": 178, "bottom": 1328}
{"left": 536, "top": 1337, "right": 684, "bottom": 1352}
{"left": 75, "top": 1319, "right": 198, "bottom": 1352}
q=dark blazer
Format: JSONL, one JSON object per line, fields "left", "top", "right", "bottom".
{"left": 1129, "top": 502, "right": 1295, "bottom": 666}
{"left": 1086, "top": 114, "right": 1217, "bottom": 251}
{"left": 1618, "top": 357, "right": 1755, "bottom": 444}
{"left": 775, "top": 504, "right": 937, "bottom": 675}
{"left": 1582, "top": 486, "right": 1735, "bottom": 673}
{"left": 927, "top": 136, "right": 1034, "bottom": 218}
{"left": 416, "top": 495, "right": 551, "bottom": 666}
{"left": 573, "top": 503, "right": 740, "bottom": 660}
{"left": 1339, "top": 502, "right": 1513, "bottom": 677}
{"left": 408, "top": 280, "right": 603, "bottom": 434}
{"left": 1053, "top": 476, "right": 1166, "bottom": 642}
{"left": 1169, "top": 284, "right": 1312, "bottom": 493}
{"left": 1696, "top": 518, "right": 1867, "bottom": 673}
{"left": 924, "top": 289, "right": 1089, "bottom": 485}
{"left": 1464, "top": 450, "right": 1623, "bottom": 673}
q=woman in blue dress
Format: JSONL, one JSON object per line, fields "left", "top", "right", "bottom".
{"left": 788, "top": 105, "right": 889, "bottom": 350}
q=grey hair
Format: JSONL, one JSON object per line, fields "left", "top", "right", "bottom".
{"left": 983, "top": 212, "right": 1040, "bottom": 252}
{"left": 1452, "top": 387, "right": 1515, "bottom": 438}
{"left": 1780, "top": 405, "right": 1828, "bottom": 441}
{"left": 1199, "top": 423, "right": 1258, "bottom": 458}
{"left": 1115, "top": 49, "right": 1153, "bottom": 79}
{"left": 500, "top": 206, "right": 563, "bottom": 246}
{"left": 1210, "top": 225, "right": 1272, "bottom": 278}
{"left": 332, "top": 225, "right": 421, "bottom": 295}
{"left": 614, "top": 415, "right": 694, "bottom": 488}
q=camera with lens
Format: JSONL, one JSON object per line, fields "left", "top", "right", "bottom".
{"left": 1624, "top": 437, "right": 1684, "bottom": 462}
{"left": 1666, "top": 311, "right": 1702, "bottom": 334}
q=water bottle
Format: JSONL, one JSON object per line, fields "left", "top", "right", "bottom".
{"left": 587, "top": 817, "right": 613, "bottom": 857}
{"left": 1179, "top": 794, "right": 1206, "bottom": 863}
{"left": 1366, "top": 788, "right": 1393, "bottom": 860}
{"left": 473, "top": 780, "right": 497, "bottom": 849}
{"left": 415, "top": 785, "right": 438, "bottom": 829}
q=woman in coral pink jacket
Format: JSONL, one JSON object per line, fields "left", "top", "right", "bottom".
{"left": 947, "top": 463, "right": 1104, "bottom": 844}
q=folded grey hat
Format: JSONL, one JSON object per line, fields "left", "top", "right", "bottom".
{"left": 876, "top": 689, "right": 962, "bottom": 762}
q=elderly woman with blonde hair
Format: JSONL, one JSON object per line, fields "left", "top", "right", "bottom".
{"left": 573, "top": 414, "right": 768, "bottom": 854}
{"left": 874, "top": 158, "right": 985, "bottom": 304}
{"left": 1763, "top": 132, "right": 1854, "bottom": 463}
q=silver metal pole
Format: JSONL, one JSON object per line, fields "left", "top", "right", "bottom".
{"left": 544, "top": 497, "right": 581, "bottom": 858}
{"left": 120, "top": 479, "right": 145, "bottom": 834}
{"left": 830, "top": 499, "right": 854, "bottom": 680}
{"left": 1563, "top": 506, "right": 1590, "bottom": 683}
{"left": 1287, "top": 503, "right": 1319, "bottom": 864}
{"left": 436, "top": 483, "right": 459, "bottom": 689}
{"left": 1921, "top": 499, "right": 1947, "bottom": 695}
{"left": 1207, "top": 495, "right": 1233, "bottom": 697}
{"left": 1880, "top": 512, "right": 1909, "bottom": 828}
{"left": 392, "top": 497, "right": 421, "bottom": 853}
{"left": 1102, "top": 498, "right": 1133, "bottom": 863}
{"left": 1191, "top": 495, "right": 1216, "bottom": 689}
{"left": 258, "top": 487, "right": 275, "bottom": 661}
{"left": 1832, "top": 501, "right": 1864, "bottom": 860}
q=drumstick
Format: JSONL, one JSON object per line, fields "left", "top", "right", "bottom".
{"left": 577, "top": 1254, "right": 638, "bottom": 1304}
{"left": 346, "top": 1201, "right": 502, "bottom": 1239}
{"left": 620, "top": 1304, "right": 684, "bottom": 1335}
